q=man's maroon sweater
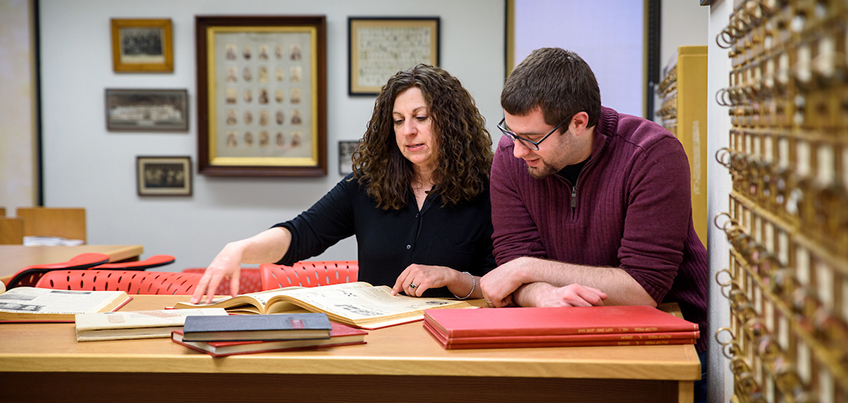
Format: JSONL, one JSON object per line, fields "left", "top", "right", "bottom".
{"left": 491, "top": 106, "right": 708, "bottom": 352}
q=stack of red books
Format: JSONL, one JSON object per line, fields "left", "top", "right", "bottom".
{"left": 423, "top": 305, "right": 699, "bottom": 350}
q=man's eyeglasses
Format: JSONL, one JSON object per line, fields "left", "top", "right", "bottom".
{"left": 497, "top": 117, "right": 570, "bottom": 151}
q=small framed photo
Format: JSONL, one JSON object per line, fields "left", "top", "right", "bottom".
{"left": 105, "top": 89, "right": 189, "bottom": 132}
{"left": 111, "top": 18, "right": 173, "bottom": 73}
{"left": 338, "top": 140, "right": 360, "bottom": 176}
{"left": 137, "top": 156, "right": 192, "bottom": 196}
{"left": 348, "top": 17, "right": 440, "bottom": 95}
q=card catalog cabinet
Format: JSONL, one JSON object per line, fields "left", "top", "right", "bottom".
{"left": 715, "top": 1, "right": 848, "bottom": 402}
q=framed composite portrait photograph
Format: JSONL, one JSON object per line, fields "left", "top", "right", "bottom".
{"left": 348, "top": 17, "right": 439, "bottom": 95}
{"left": 136, "top": 156, "right": 192, "bottom": 196}
{"left": 111, "top": 18, "right": 174, "bottom": 73}
{"left": 196, "top": 15, "right": 327, "bottom": 177}
{"left": 105, "top": 89, "right": 189, "bottom": 131}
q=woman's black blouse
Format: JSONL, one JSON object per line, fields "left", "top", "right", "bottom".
{"left": 274, "top": 174, "right": 495, "bottom": 297}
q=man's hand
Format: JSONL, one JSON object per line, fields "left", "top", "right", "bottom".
{"left": 518, "top": 282, "right": 608, "bottom": 307}
{"left": 479, "top": 257, "right": 533, "bottom": 307}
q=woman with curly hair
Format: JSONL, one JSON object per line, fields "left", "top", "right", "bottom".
{"left": 192, "top": 64, "right": 495, "bottom": 304}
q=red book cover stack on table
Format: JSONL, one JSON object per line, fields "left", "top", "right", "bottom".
{"left": 423, "top": 305, "right": 699, "bottom": 350}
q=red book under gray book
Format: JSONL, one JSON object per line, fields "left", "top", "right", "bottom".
{"left": 423, "top": 305, "right": 699, "bottom": 350}
{"left": 172, "top": 322, "right": 367, "bottom": 357}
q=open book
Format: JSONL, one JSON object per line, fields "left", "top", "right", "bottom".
{"left": 0, "top": 287, "right": 132, "bottom": 322}
{"left": 172, "top": 282, "right": 474, "bottom": 329}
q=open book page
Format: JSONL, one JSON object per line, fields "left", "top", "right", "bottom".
{"left": 269, "top": 283, "right": 473, "bottom": 328}
{"left": 172, "top": 287, "right": 309, "bottom": 313}
{"left": 172, "top": 282, "right": 472, "bottom": 328}
{"left": 0, "top": 287, "right": 130, "bottom": 321}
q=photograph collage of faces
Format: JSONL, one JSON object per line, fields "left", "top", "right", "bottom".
{"left": 215, "top": 31, "right": 312, "bottom": 159}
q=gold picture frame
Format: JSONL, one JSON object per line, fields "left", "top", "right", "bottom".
{"left": 196, "top": 16, "right": 327, "bottom": 177}
{"left": 111, "top": 18, "right": 174, "bottom": 73}
{"left": 348, "top": 17, "right": 440, "bottom": 95}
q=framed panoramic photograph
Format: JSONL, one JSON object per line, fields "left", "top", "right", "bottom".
{"left": 196, "top": 15, "right": 327, "bottom": 177}
{"left": 105, "top": 89, "right": 189, "bottom": 131}
{"left": 348, "top": 17, "right": 439, "bottom": 95}
{"left": 136, "top": 156, "right": 192, "bottom": 196}
{"left": 111, "top": 18, "right": 174, "bottom": 73}
{"left": 338, "top": 140, "right": 360, "bottom": 176}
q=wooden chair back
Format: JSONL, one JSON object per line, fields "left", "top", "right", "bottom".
{"left": 0, "top": 217, "right": 24, "bottom": 245}
{"left": 17, "top": 207, "right": 86, "bottom": 243}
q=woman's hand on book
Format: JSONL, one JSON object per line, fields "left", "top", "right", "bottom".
{"left": 191, "top": 244, "right": 244, "bottom": 304}
{"left": 391, "top": 264, "right": 459, "bottom": 297}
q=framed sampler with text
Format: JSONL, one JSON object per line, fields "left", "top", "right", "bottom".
{"left": 348, "top": 17, "right": 439, "bottom": 95}
{"left": 196, "top": 16, "right": 327, "bottom": 177}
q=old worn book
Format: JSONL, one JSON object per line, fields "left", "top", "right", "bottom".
{"left": 181, "top": 313, "right": 332, "bottom": 342}
{"left": 173, "top": 282, "right": 474, "bottom": 329}
{"left": 172, "top": 322, "right": 367, "bottom": 357}
{"left": 423, "top": 320, "right": 699, "bottom": 350}
{"left": 75, "top": 308, "right": 229, "bottom": 341}
{"left": 0, "top": 287, "right": 132, "bottom": 322}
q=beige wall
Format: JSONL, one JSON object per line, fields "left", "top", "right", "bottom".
{"left": 0, "top": 0, "right": 37, "bottom": 214}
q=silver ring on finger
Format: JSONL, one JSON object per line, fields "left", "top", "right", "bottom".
{"left": 409, "top": 282, "right": 418, "bottom": 289}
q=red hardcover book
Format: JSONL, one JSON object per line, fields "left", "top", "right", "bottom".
{"left": 171, "top": 322, "right": 367, "bottom": 357}
{"left": 423, "top": 320, "right": 698, "bottom": 350}
{"left": 423, "top": 305, "right": 699, "bottom": 339}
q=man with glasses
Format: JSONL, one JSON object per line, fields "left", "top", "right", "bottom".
{"left": 480, "top": 48, "right": 708, "bottom": 401}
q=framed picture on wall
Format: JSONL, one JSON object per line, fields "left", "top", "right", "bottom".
{"left": 111, "top": 18, "right": 174, "bottom": 73}
{"left": 348, "top": 17, "right": 440, "bottom": 95}
{"left": 196, "top": 15, "right": 327, "bottom": 177}
{"left": 105, "top": 89, "right": 189, "bottom": 131}
{"left": 136, "top": 156, "right": 192, "bottom": 196}
{"left": 338, "top": 140, "right": 360, "bottom": 176}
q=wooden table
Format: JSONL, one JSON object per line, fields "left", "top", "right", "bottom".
{"left": 0, "top": 244, "right": 144, "bottom": 285}
{"left": 0, "top": 296, "right": 700, "bottom": 403}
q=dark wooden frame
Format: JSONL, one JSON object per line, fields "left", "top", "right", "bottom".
{"left": 348, "top": 17, "right": 440, "bottom": 95}
{"left": 136, "top": 156, "right": 193, "bottom": 196}
{"left": 105, "top": 89, "right": 189, "bottom": 132}
{"left": 111, "top": 18, "right": 174, "bottom": 73}
{"left": 196, "top": 15, "right": 327, "bottom": 177}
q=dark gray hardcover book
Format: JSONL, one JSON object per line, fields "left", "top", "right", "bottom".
{"left": 182, "top": 313, "right": 332, "bottom": 342}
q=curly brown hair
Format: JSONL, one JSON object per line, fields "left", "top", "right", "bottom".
{"left": 351, "top": 64, "right": 493, "bottom": 210}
